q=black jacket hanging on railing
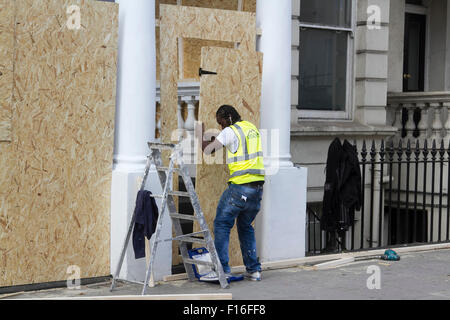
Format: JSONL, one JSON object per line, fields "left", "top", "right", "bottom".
{"left": 321, "top": 138, "right": 362, "bottom": 232}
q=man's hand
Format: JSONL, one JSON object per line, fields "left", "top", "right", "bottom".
{"left": 195, "top": 121, "right": 224, "bottom": 155}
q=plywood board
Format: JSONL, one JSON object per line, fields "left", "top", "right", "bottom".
{"left": 156, "top": 1, "right": 256, "bottom": 81}
{"left": 242, "top": 0, "right": 257, "bottom": 12}
{"left": 159, "top": 4, "right": 257, "bottom": 264}
{"left": 181, "top": 0, "right": 238, "bottom": 10}
{"left": 0, "top": 0, "right": 118, "bottom": 287}
{"left": 196, "top": 47, "right": 263, "bottom": 267}
{"left": 183, "top": 39, "right": 234, "bottom": 80}
{"left": 159, "top": 4, "right": 256, "bottom": 144}
{"left": 27, "top": 293, "right": 233, "bottom": 300}
{"left": 0, "top": 0, "right": 14, "bottom": 142}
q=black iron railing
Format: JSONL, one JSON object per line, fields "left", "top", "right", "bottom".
{"left": 306, "top": 138, "right": 450, "bottom": 255}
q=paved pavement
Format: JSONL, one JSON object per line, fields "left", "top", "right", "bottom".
{"left": 3, "top": 248, "right": 450, "bottom": 300}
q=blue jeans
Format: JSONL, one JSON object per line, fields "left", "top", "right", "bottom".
{"left": 214, "top": 183, "right": 263, "bottom": 274}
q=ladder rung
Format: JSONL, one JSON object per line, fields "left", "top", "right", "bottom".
{"left": 156, "top": 166, "right": 180, "bottom": 172}
{"left": 168, "top": 191, "right": 190, "bottom": 197}
{"left": 159, "top": 236, "right": 206, "bottom": 245}
{"left": 149, "top": 191, "right": 191, "bottom": 199}
{"left": 159, "top": 230, "right": 208, "bottom": 244}
{"left": 148, "top": 142, "right": 176, "bottom": 150}
{"left": 184, "top": 258, "right": 215, "bottom": 268}
{"left": 177, "top": 237, "right": 207, "bottom": 245}
{"left": 170, "top": 213, "right": 197, "bottom": 221}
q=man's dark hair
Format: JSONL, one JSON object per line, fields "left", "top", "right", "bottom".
{"left": 216, "top": 105, "right": 242, "bottom": 126}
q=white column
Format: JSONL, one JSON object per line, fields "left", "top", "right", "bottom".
{"left": 114, "top": 0, "right": 156, "bottom": 171}
{"left": 255, "top": 0, "right": 307, "bottom": 262}
{"left": 111, "top": 0, "right": 172, "bottom": 283}
{"left": 257, "top": 0, "right": 293, "bottom": 168}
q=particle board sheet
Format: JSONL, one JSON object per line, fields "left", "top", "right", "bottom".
{"left": 183, "top": 39, "right": 234, "bottom": 80}
{"left": 242, "top": 0, "right": 256, "bottom": 12}
{"left": 159, "top": 4, "right": 256, "bottom": 144}
{"left": 0, "top": 0, "right": 14, "bottom": 142}
{"left": 196, "top": 47, "right": 262, "bottom": 267}
{"left": 0, "top": 0, "right": 118, "bottom": 287}
{"left": 156, "top": 0, "right": 178, "bottom": 19}
{"left": 159, "top": 4, "right": 257, "bottom": 264}
{"left": 181, "top": 0, "right": 238, "bottom": 10}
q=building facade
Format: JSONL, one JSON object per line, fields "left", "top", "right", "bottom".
{"left": 111, "top": 0, "right": 450, "bottom": 282}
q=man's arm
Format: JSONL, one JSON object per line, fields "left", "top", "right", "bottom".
{"left": 195, "top": 122, "right": 224, "bottom": 155}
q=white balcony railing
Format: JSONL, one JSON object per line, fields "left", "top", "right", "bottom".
{"left": 155, "top": 81, "right": 200, "bottom": 140}
{"left": 387, "top": 92, "right": 450, "bottom": 140}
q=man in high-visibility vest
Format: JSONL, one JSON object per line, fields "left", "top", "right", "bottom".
{"left": 197, "top": 105, "right": 264, "bottom": 281}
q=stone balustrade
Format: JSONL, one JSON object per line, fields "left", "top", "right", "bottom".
{"left": 387, "top": 92, "right": 450, "bottom": 140}
{"left": 156, "top": 81, "right": 200, "bottom": 141}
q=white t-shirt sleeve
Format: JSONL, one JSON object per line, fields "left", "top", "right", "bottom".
{"left": 216, "top": 127, "right": 239, "bottom": 154}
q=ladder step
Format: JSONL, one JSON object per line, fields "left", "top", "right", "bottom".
{"left": 156, "top": 166, "right": 180, "bottom": 172}
{"left": 170, "top": 213, "right": 197, "bottom": 221}
{"left": 168, "top": 191, "right": 191, "bottom": 197}
{"left": 149, "top": 192, "right": 190, "bottom": 198}
{"left": 184, "top": 258, "right": 215, "bottom": 268}
{"left": 159, "top": 230, "right": 208, "bottom": 244}
{"left": 159, "top": 236, "right": 206, "bottom": 245}
{"left": 148, "top": 142, "right": 176, "bottom": 150}
{"left": 174, "top": 230, "right": 207, "bottom": 239}
{"left": 177, "top": 237, "right": 207, "bottom": 245}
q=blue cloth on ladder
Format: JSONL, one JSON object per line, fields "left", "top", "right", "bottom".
{"left": 132, "top": 190, "right": 159, "bottom": 259}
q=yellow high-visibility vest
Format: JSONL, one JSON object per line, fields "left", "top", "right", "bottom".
{"left": 227, "top": 121, "right": 265, "bottom": 185}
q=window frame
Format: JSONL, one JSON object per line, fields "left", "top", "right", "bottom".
{"left": 296, "top": 0, "right": 356, "bottom": 121}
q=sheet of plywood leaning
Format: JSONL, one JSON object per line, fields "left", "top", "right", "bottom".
{"left": 196, "top": 47, "right": 263, "bottom": 267}
{"left": 0, "top": 0, "right": 118, "bottom": 287}
{"left": 159, "top": 4, "right": 258, "bottom": 265}
{"left": 0, "top": 0, "right": 14, "bottom": 142}
{"left": 159, "top": 4, "right": 256, "bottom": 145}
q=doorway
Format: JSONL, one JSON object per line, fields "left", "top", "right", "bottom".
{"left": 403, "top": 12, "right": 426, "bottom": 92}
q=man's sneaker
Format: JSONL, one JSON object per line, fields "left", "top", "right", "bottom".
{"left": 199, "top": 271, "right": 219, "bottom": 282}
{"left": 199, "top": 271, "right": 233, "bottom": 282}
{"left": 244, "top": 271, "right": 261, "bottom": 281}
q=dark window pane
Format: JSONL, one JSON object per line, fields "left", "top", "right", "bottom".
{"left": 300, "top": 0, "right": 351, "bottom": 27}
{"left": 406, "top": 0, "right": 423, "bottom": 5}
{"left": 299, "top": 28, "right": 347, "bottom": 111}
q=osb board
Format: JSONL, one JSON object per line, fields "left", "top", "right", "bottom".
{"left": 181, "top": 0, "right": 238, "bottom": 10}
{"left": 155, "top": 0, "right": 256, "bottom": 81}
{"left": 159, "top": 4, "right": 256, "bottom": 144}
{"left": 196, "top": 46, "right": 263, "bottom": 267}
{"left": 0, "top": 0, "right": 14, "bottom": 142}
{"left": 155, "top": 0, "right": 178, "bottom": 80}
{"left": 183, "top": 39, "right": 234, "bottom": 80}
{"left": 0, "top": 0, "right": 118, "bottom": 287}
{"left": 242, "top": 0, "right": 256, "bottom": 12}
{"left": 159, "top": 4, "right": 257, "bottom": 264}
{"left": 156, "top": 0, "right": 178, "bottom": 19}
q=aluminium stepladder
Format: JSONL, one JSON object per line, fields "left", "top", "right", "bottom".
{"left": 110, "top": 142, "right": 229, "bottom": 295}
